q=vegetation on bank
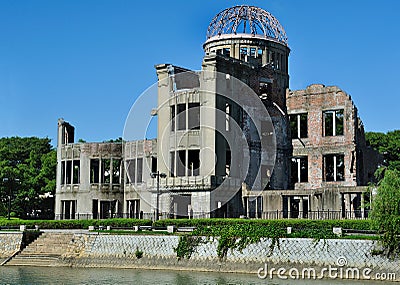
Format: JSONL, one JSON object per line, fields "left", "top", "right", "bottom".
{"left": 170, "top": 219, "right": 373, "bottom": 260}
{"left": 0, "top": 216, "right": 382, "bottom": 260}
{"left": 370, "top": 169, "right": 400, "bottom": 257}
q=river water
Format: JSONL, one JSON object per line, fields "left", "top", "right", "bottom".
{"left": 0, "top": 267, "right": 393, "bottom": 285}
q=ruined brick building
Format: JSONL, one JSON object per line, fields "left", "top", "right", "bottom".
{"left": 55, "top": 6, "right": 380, "bottom": 220}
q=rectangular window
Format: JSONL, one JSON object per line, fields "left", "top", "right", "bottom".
{"left": 102, "top": 159, "right": 111, "bottom": 184}
{"left": 323, "top": 154, "right": 345, "bottom": 182}
{"left": 225, "top": 103, "right": 231, "bottom": 131}
{"left": 177, "top": 103, "right": 186, "bottom": 130}
{"left": 188, "top": 103, "right": 200, "bottom": 130}
{"left": 177, "top": 150, "right": 186, "bottom": 177}
{"left": 90, "top": 159, "right": 100, "bottom": 183}
{"left": 126, "top": 159, "right": 136, "bottom": 183}
{"left": 289, "top": 113, "right": 308, "bottom": 139}
{"left": 188, "top": 149, "right": 200, "bottom": 176}
{"left": 61, "top": 161, "right": 66, "bottom": 184}
{"left": 171, "top": 105, "right": 175, "bottom": 132}
{"left": 136, "top": 158, "right": 143, "bottom": 183}
{"left": 151, "top": 156, "right": 157, "bottom": 174}
{"left": 73, "top": 160, "right": 80, "bottom": 184}
{"left": 112, "top": 159, "right": 121, "bottom": 184}
{"left": 225, "top": 150, "right": 231, "bottom": 176}
{"left": 291, "top": 156, "right": 308, "bottom": 184}
{"left": 324, "top": 109, "right": 344, "bottom": 136}
{"left": 257, "top": 48, "right": 263, "bottom": 58}
{"left": 240, "top": 47, "right": 247, "bottom": 61}
{"left": 170, "top": 152, "right": 175, "bottom": 177}
{"left": 223, "top": 48, "right": 230, "bottom": 57}
{"left": 250, "top": 47, "right": 256, "bottom": 57}
{"left": 66, "top": 161, "right": 72, "bottom": 184}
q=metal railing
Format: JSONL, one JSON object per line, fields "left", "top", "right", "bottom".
{"left": 54, "top": 210, "right": 370, "bottom": 221}
{"left": 260, "top": 210, "right": 369, "bottom": 220}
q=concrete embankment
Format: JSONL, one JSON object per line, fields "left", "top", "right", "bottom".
{"left": 1, "top": 232, "right": 399, "bottom": 282}
{"left": 62, "top": 234, "right": 400, "bottom": 281}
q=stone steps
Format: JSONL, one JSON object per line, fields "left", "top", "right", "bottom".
{"left": 6, "top": 233, "right": 73, "bottom": 267}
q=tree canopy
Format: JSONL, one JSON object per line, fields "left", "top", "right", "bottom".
{"left": 0, "top": 137, "right": 56, "bottom": 219}
{"left": 366, "top": 130, "right": 400, "bottom": 172}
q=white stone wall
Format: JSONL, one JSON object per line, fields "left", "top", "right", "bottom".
{"left": 63, "top": 234, "right": 400, "bottom": 281}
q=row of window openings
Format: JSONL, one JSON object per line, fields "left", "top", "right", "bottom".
{"left": 60, "top": 159, "right": 121, "bottom": 185}
{"left": 289, "top": 110, "right": 344, "bottom": 139}
{"left": 61, "top": 200, "right": 124, "bottom": 220}
{"left": 171, "top": 103, "right": 233, "bottom": 132}
{"left": 291, "top": 154, "right": 345, "bottom": 184}
{"left": 62, "top": 157, "right": 158, "bottom": 186}
{"left": 125, "top": 157, "right": 157, "bottom": 184}
{"left": 215, "top": 47, "right": 286, "bottom": 70}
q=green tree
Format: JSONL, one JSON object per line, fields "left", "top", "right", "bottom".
{"left": 0, "top": 137, "right": 56, "bottom": 219}
{"left": 366, "top": 130, "right": 400, "bottom": 172}
{"left": 370, "top": 169, "right": 400, "bottom": 256}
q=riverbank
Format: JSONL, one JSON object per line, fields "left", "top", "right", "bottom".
{"left": 1, "top": 232, "right": 399, "bottom": 282}
{"left": 64, "top": 233, "right": 399, "bottom": 282}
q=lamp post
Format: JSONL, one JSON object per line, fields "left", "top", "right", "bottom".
{"left": 151, "top": 171, "right": 166, "bottom": 221}
{"left": 2, "top": 177, "right": 20, "bottom": 220}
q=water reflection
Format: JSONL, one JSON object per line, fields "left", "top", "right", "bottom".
{"left": 0, "top": 267, "right": 394, "bottom": 285}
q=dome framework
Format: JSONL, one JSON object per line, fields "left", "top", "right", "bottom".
{"left": 206, "top": 5, "right": 288, "bottom": 46}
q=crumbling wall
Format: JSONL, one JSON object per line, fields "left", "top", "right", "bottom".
{"left": 287, "top": 84, "right": 374, "bottom": 189}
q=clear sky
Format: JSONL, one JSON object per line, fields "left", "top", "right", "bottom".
{"left": 1, "top": 0, "right": 399, "bottom": 146}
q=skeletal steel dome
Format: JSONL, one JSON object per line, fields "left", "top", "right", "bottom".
{"left": 206, "top": 5, "right": 288, "bottom": 46}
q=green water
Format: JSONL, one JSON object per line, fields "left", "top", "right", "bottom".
{"left": 0, "top": 267, "right": 393, "bottom": 285}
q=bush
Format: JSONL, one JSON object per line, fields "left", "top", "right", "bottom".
{"left": 153, "top": 218, "right": 372, "bottom": 231}
{"left": 370, "top": 169, "right": 400, "bottom": 256}
{"left": 0, "top": 218, "right": 152, "bottom": 229}
{"left": 135, "top": 247, "right": 143, "bottom": 259}
{"left": 167, "top": 219, "right": 373, "bottom": 260}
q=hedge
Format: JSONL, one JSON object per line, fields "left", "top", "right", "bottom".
{"left": 153, "top": 218, "right": 372, "bottom": 231}
{"left": 0, "top": 218, "right": 152, "bottom": 229}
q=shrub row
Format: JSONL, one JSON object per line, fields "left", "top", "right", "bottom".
{"left": 154, "top": 218, "right": 372, "bottom": 231}
{"left": 0, "top": 218, "right": 152, "bottom": 229}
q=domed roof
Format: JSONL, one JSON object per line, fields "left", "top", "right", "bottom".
{"left": 206, "top": 5, "right": 288, "bottom": 46}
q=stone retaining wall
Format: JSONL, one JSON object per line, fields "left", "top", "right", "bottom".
{"left": 0, "top": 232, "right": 23, "bottom": 260}
{"left": 62, "top": 234, "right": 400, "bottom": 282}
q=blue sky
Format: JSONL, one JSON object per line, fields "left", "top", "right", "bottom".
{"left": 1, "top": 0, "right": 399, "bottom": 145}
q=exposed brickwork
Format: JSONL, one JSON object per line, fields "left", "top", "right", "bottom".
{"left": 287, "top": 84, "right": 379, "bottom": 190}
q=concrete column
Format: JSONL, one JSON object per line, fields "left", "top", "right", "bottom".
{"left": 255, "top": 197, "right": 258, "bottom": 219}
{"left": 262, "top": 47, "right": 267, "bottom": 65}
{"left": 346, "top": 193, "right": 351, "bottom": 218}
{"left": 361, "top": 193, "right": 365, "bottom": 218}
{"left": 246, "top": 197, "right": 249, "bottom": 217}
{"left": 299, "top": 197, "right": 303, "bottom": 218}
{"left": 110, "top": 158, "right": 113, "bottom": 187}
{"left": 351, "top": 194, "right": 356, "bottom": 215}
{"left": 99, "top": 158, "right": 102, "bottom": 184}
{"left": 234, "top": 44, "right": 240, "bottom": 60}
{"left": 287, "top": 196, "right": 291, "bottom": 218}
{"left": 69, "top": 201, "right": 73, "bottom": 220}
{"left": 98, "top": 200, "right": 100, "bottom": 219}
